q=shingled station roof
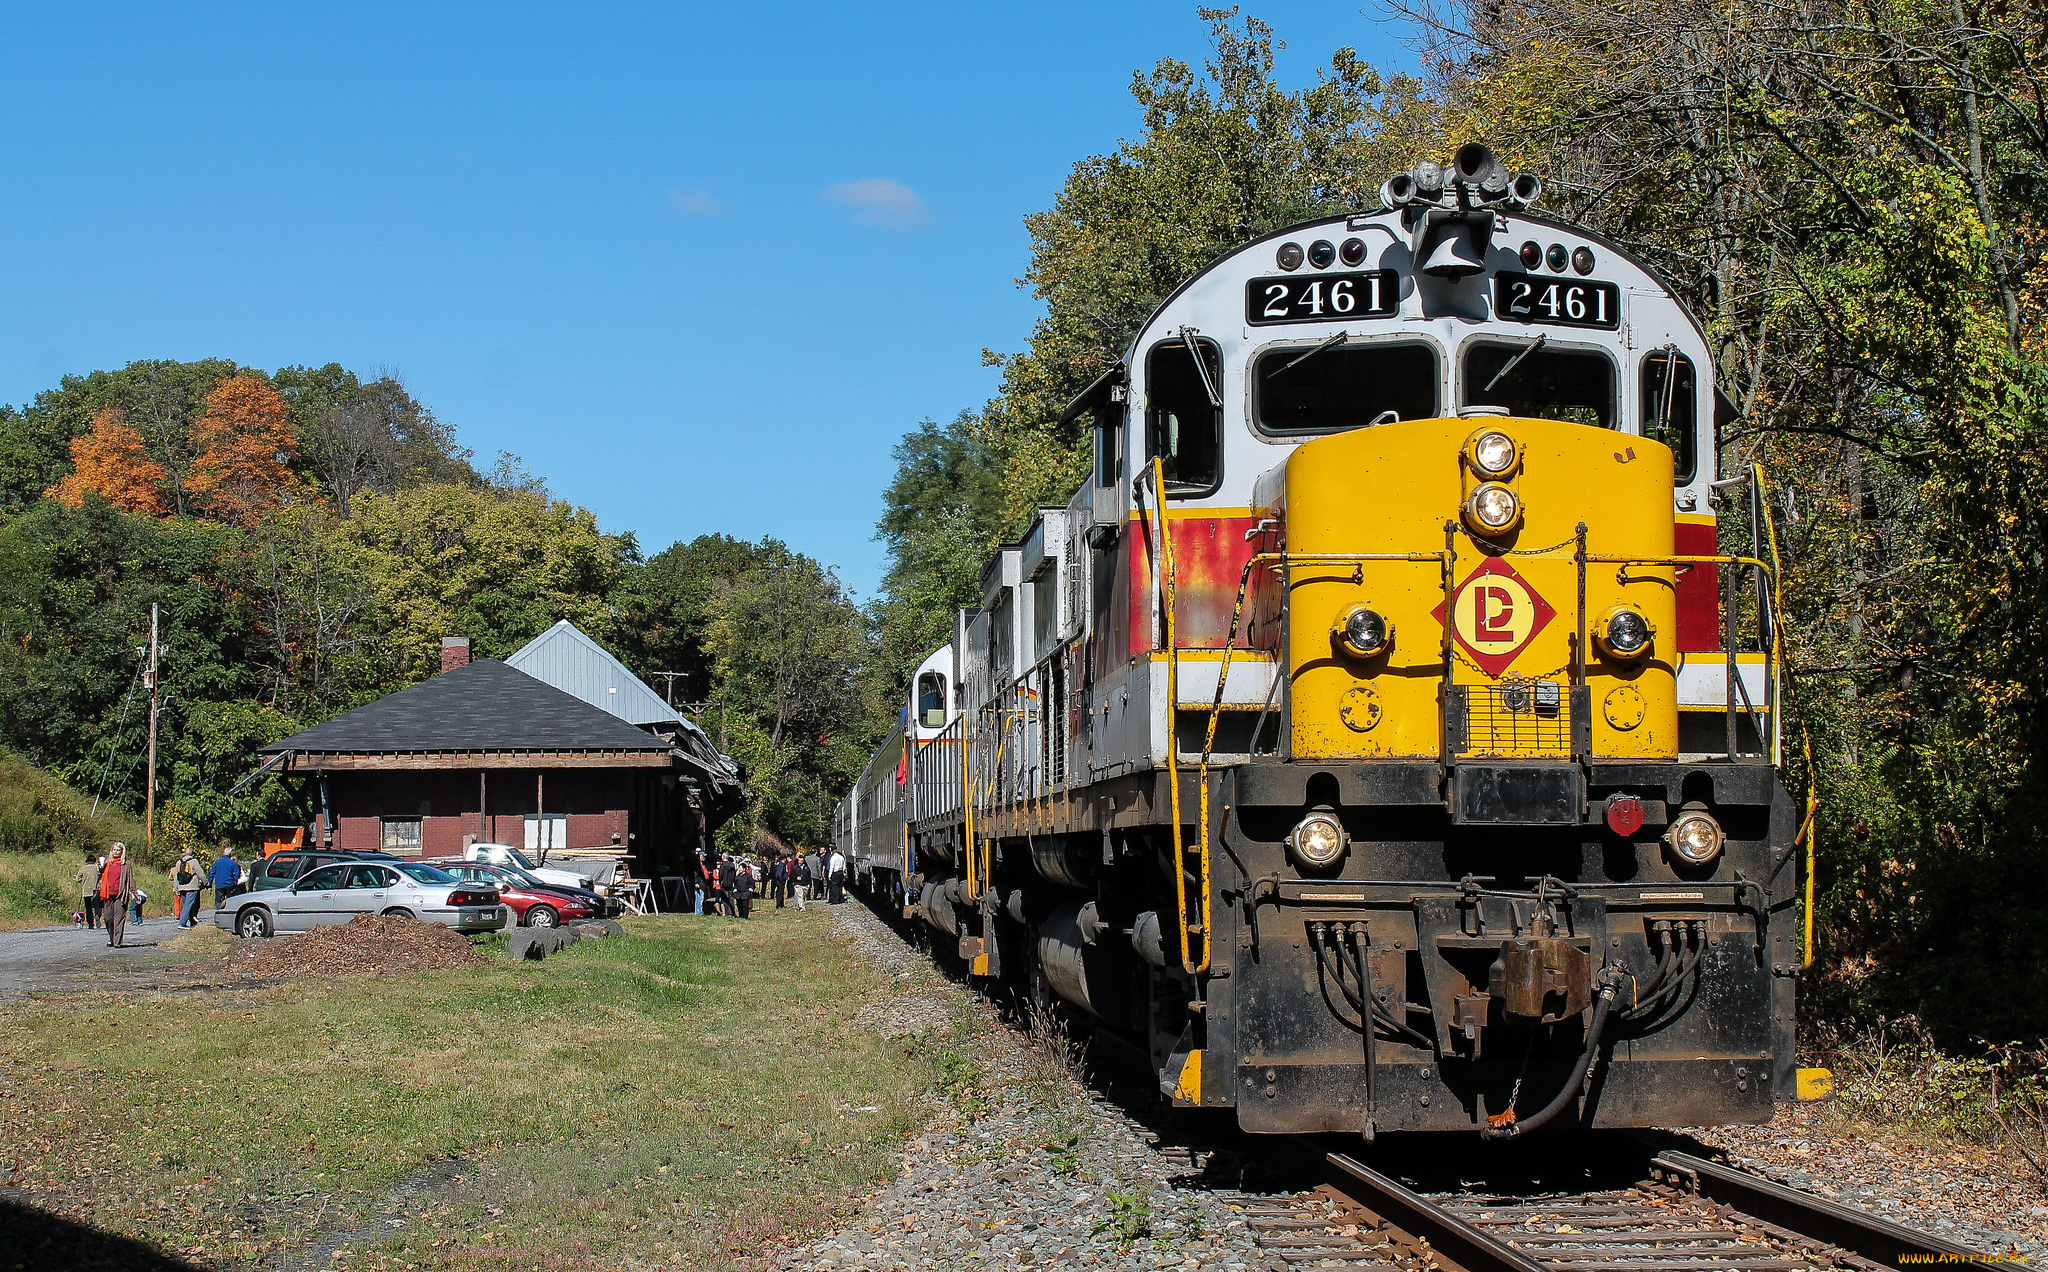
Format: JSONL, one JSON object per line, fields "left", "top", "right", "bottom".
{"left": 261, "top": 659, "right": 670, "bottom": 755}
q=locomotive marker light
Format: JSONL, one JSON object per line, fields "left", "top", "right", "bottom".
{"left": 1463, "top": 482, "right": 1523, "bottom": 535}
{"left": 1465, "top": 429, "right": 1521, "bottom": 478}
{"left": 1604, "top": 794, "right": 1647, "bottom": 836}
{"left": 1665, "top": 803, "right": 1725, "bottom": 865}
{"left": 1289, "top": 809, "right": 1348, "bottom": 869}
{"left": 1595, "top": 605, "right": 1655, "bottom": 659}
{"left": 1333, "top": 604, "right": 1393, "bottom": 658}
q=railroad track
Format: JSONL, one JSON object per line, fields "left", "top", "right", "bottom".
{"left": 1224, "top": 1143, "right": 1985, "bottom": 1270}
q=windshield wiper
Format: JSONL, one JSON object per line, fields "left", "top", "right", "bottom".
{"left": 1178, "top": 326, "right": 1222, "bottom": 407}
{"left": 1483, "top": 333, "right": 1548, "bottom": 393}
{"left": 1272, "top": 331, "right": 1349, "bottom": 378}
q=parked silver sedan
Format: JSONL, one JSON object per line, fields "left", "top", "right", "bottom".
{"left": 216, "top": 861, "right": 503, "bottom": 938}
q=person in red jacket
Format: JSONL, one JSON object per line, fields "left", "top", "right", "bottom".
{"left": 99, "top": 843, "right": 136, "bottom": 948}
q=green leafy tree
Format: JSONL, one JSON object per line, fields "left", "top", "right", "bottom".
{"left": 338, "top": 483, "right": 631, "bottom": 674}
{"left": 611, "top": 534, "right": 774, "bottom": 706}
{"left": 702, "top": 541, "right": 872, "bottom": 847}
{"left": 978, "top": 8, "right": 1404, "bottom": 524}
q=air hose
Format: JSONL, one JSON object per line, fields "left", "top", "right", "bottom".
{"left": 1480, "top": 966, "right": 1626, "bottom": 1142}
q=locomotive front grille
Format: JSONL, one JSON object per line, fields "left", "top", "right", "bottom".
{"left": 1447, "top": 681, "right": 1575, "bottom": 758}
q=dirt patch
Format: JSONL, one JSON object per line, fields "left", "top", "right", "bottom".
{"left": 219, "top": 914, "right": 487, "bottom": 978}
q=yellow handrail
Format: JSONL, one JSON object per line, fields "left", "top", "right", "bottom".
{"left": 1147, "top": 459, "right": 1204, "bottom": 976}
{"left": 1753, "top": 463, "right": 1819, "bottom": 968}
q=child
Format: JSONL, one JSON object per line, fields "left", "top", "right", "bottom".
{"left": 130, "top": 887, "right": 147, "bottom": 925}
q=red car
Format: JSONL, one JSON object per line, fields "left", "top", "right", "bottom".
{"left": 426, "top": 859, "right": 603, "bottom": 929}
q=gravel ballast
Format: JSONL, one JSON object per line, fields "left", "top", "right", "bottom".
{"left": 778, "top": 899, "right": 1271, "bottom": 1272}
{"left": 789, "top": 896, "right": 2040, "bottom": 1270}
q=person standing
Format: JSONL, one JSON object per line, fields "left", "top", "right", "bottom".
{"left": 171, "top": 848, "right": 204, "bottom": 929}
{"left": 732, "top": 854, "right": 755, "bottom": 920}
{"left": 826, "top": 848, "right": 847, "bottom": 905}
{"left": 771, "top": 856, "right": 788, "bottom": 909}
{"left": 692, "top": 849, "right": 710, "bottom": 916}
{"left": 209, "top": 849, "right": 243, "bottom": 912}
{"left": 75, "top": 851, "right": 104, "bottom": 930}
{"left": 805, "top": 851, "right": 825, "bottom": 902}
{"left": 100, "top": 844, "right": 135, "bottom": 947}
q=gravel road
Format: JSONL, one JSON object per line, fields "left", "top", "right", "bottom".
{"left": 0, "top": 912, "right": 214, "bottom": 998}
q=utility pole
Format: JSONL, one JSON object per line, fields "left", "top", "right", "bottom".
{"left": 145, "top": 603, "right": 160, "bottom": 861}
{"left": 649, "top": 671, "right": 685, "bottom": 708}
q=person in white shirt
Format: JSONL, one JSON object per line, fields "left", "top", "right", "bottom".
{"left": 826, "top": 849, "right": 847, "bottom": 904}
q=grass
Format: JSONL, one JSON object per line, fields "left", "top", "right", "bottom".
{"left": 0, "top": 747, "right": 152, "bottom": 928}
{"left": 0, "top": 850, "right": 93, "bottom": 928}
{"left": 0, "top": 903, "right": 950, "bottom": 1270}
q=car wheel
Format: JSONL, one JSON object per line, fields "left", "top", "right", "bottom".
{"left": 237, "top": 907, "right": 273, "bottom": 939}
{"left": 526, "top": 905, "right": 559, "bottom": 929}
{"left": 381, "top": 908, "right": 415, "bottom": 920}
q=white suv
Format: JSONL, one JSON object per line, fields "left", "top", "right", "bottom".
{"left": 463, "top": 842, "right": 594, "bottom": 892}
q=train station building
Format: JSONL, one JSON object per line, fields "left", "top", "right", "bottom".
{"left": 245, "top": 624, "right": 743, "bottom": 886}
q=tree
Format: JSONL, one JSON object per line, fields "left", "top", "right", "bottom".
{"left": 275, "top": 366, "right": 472, "bottom": 518}
{"left": 44, "top": 405, "right": 168, "bottom": 516}
{"left": 611, "top": 534, "right": 774, "bottom": 706}
{"left": 338, "top": 483, "right": 630, "bottom": 675}
{"left": 702, "top": 541, "right": 873, "bottom": 847}
{"left": 187, "top": 376, "right": 301, "bottom": 527}
{"left": 866, "top": 411, "right": 1008, "bottom": 732}
{"left": 978, "top": 8, "right": 1407, "bottom": 524}
{"left": 1383, "top": 0, "right": 2048, "bottom": 1035}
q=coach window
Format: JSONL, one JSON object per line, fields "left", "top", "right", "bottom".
{"left": 1253, "top": 340, "right": 1439, "bottom": 434}
{"left": 1641, "top": 349, "right": 1699, "bottom": 484}
{"left": 1461, "top": 340, "right": 1615, "bottom": 430}
{"left": 1146, "top": 336, "right": 1223, "bottom": 496}
{"left": 916, "top": 671, "right": 947, "bottom": 728}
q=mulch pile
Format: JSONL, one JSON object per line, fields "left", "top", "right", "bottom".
{"left": 221, "top": 913, "right": 487, "bottom": 978}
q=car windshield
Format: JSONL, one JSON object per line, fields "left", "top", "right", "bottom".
{"left": 297, "top": 864, "right": 348, "bottom": 890}
{"left": 399, "top": 864, "right": 459, "bottom": 885}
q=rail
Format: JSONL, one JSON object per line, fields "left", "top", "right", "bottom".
{"left": 1324, "top": 1146, "right": 1982, "bottom": 1271}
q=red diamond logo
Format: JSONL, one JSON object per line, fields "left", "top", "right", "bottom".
{"left": 1432, "top": 557, "right": 1557, "bottom": 678}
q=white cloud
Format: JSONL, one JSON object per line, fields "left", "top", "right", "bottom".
{"left": 822, "top": 177, "right": 930, "bottom": 229}
{"left": 670, "top": 187, "right": 721, "bottom": 215}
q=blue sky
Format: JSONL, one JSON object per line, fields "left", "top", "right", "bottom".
{"left": 0, "top": 2, "right": 1412, "bottom": 599}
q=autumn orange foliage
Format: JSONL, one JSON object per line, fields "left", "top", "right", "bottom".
{"left": 187, "top": 375, "right": 300, "bottom": 527}
{"left": 44, "top": 405, "right": 169, "bottom": 515}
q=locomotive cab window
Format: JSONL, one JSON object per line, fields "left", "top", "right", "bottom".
{"left": 916, "top": 672, "right": 947, "bottom": 729}
{"left": 1641, "top": 349, "right": 1699, "bottom": 484}
{"left": 1253, "top": 340, "right": 1439, "bottom": 434}
{"left": 1091, "top": 400, "right": 1124, "bottom": 489}
{"left": 1461, "top": 340, "right": 1615, "bottom": 430}
{"left": 1146, "top": 337, "right": 1223, "bottom": 496}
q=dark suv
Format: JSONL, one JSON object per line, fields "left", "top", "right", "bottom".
{"left": 248, "top": 848, "right": 403, "bottom": 891}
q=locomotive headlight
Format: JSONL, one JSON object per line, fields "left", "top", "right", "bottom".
{"left": 1463, "top": 483, "right": 1522, "bottom": 535}
{"left": 1466, "top": 429, "right": 1520, "bottom": 477}
{"left": 1664, "top": 804, "right": 1724, "bottom": 866}
{"left": 1595, "top": 605, "right": 1654, "bottom": 659}
{"left": 1333, "top": 604, "right": 1392, "bottom": 658}
{"left": 1289, "top": 810, "right": 1348, "bottom": 869}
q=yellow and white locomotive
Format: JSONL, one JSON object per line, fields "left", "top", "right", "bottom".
{"left": 840, "top": 144, "right": 1795, "bottom": 1137}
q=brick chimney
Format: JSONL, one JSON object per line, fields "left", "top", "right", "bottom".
{"left": 440, "top": 637, "right": 471, "bottom": 673}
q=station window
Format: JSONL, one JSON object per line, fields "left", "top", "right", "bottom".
{"left": 380, "top": 817, "right": 422, "bottom": 855}
{"left": 916, "top": 671, "right": 948, "bottom": 728}
{"left": 1461, "top": 341, "right": 1615, "bottom": 430}
{"left": 1641, "top": 349, "right": 1699, "bottom": 484}
{"left": 1253, "top": 341, "right": 1439, "bottom": 434}
{"left": 1146, "top": 337, "right": 1223, "bottom": 496}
